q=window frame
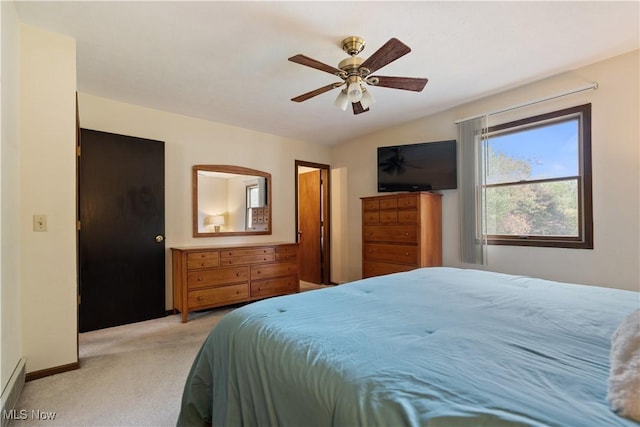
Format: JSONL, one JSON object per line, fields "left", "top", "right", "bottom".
{"left": 483, "top": 103, "right": 593, "bottom": 249}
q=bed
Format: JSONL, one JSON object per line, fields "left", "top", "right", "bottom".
{"left": 177, "top": 267, "right": 639, "bottom": 426}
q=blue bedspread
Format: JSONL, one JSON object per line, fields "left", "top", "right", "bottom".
{"left": 178, "top": 267, "right": 640, "bottom": 426}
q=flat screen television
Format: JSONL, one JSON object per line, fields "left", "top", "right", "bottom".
{"left": 377, "top": 140, "right": 457, "bottom": 192}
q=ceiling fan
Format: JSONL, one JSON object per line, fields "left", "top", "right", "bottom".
{"left": 288, "top": 36, "right": 428, "bottom": 115}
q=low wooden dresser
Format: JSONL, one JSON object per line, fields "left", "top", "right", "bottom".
{"left": 171, "top": 242, "right": 299, "bottom": 322}
{"left": 362, "top": 192, "right": 442, "bottom": 278}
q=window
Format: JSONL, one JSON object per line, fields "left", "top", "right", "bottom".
{"left": 246, "top": 184, "right": 260, "bottom": 229}
{"left": 484, "top": 104, "right": 592, "bottom": 248}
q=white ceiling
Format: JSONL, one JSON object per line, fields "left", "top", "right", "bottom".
{"left": 14, "top": 1, "right": 639, "bottom": 146}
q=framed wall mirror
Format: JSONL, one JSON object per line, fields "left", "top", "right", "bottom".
{"left": 193, "top": 165, "right": 272, "bottom": 237}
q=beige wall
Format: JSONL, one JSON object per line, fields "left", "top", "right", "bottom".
{"left": 78, "top": 93, "right": 332, "bottom": 308}
{"left": 331, "top": 50, "right": 639, "bottom": 291}
{"left": 19, "top": 24, "right": 78, "bottom": 373}
{"left": 1, "top": 0, "right": 23, "bottom": 394}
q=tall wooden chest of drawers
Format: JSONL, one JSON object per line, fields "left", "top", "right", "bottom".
{"left": 362, "top": 192, "right": 442, "bottom": 278}
{"left": 171, "top": 242, "right": 299, "bottom": 322}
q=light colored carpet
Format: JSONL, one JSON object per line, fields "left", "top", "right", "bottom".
{"left": 11, "top": 308, "right": 232, "bottom": 427}
{"left": 11, "top": 283, "right": 330, "bottom": 426}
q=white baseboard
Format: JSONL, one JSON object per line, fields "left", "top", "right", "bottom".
{"left": 1, "top": 358, "right": 26, "bottom": 427}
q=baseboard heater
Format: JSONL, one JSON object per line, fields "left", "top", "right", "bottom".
{"left": 1, "top": 358, "right": 26, "bottom": 427}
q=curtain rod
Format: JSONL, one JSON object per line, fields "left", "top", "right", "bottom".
{"left": 454, "top": 82, "right": 598, "bottom": 124}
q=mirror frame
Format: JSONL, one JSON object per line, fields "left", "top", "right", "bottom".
{"left": 192, "top": 165, "right": 272, "bottom": 237}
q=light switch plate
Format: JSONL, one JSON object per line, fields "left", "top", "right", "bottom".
{"left": 33, "top": 214, "right": 47, "bottom": 232}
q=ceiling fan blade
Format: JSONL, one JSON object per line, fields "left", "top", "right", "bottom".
{"left": 359, "top": 38, "right": 411, "bottom": 74}
{"left": 291, "top": 83, "right": 340, "bottom": 102}
{"left": 288, "top": 54, "right": 344, "bottom": 76}
{"left": 352, "top": 102, "right": 369, "bottom": 115}
{"left": 372, "top": 76, "right": 428, "bottom": 92}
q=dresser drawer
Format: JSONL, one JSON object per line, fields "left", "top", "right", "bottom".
{"left": 186, "top": 251, "right": 220, "bottom": 269}
{"left": 363, "top": 225, "right": 417, "bottom": 243}
{"left": 380, "top": 211, "right": 398, "bottom": 223}
{"left": 379, "top": 198, "right": 398, "bottom": 210}
{"left": 188, "top": 283, "right": 249, "bottom": 308}
{"left": 397, "top": 196, "right": 418, "bottom": 209}
{"left": 220, "top": 247, "right": 274, "bottom": 257}
{"left": 363, "top": 211, "right": 380, "bottom": 224}
{"left": 251, "top": 276, "right": 298, "bottom": 298}
{"left": 220, "top": 253, "right": 275, "bottom": 265}
{"left": 398, "top": 210, "right": 418, "bottom": 223}
{"left": 251, "top": 261, "right": 298, "bottom": 280}
{"left": 220, "top": 247, "right": 275, "bottom": 265}
{"left": 187, "top": 266, "right": 248, "bottom": 290}
{"left": 362, "top": 261, "right": 415, "bottom": 278}
{"left": 363, "top": 243, "right": 417, "bottom": 265}
{"left": 275, "top": 252, "right": 297, "bottom": 262}
{"left": 275, "top": 244, "right": 298, "bottom": 262}
{"left": 363, "top": 199, "right": 379, "bottom": 211}
{"left": 276, "top": 245, "right": 298, "bottom": 255}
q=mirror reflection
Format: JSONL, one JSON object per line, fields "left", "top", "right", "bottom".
{"left": 193, "top": 165, "right": 271, "bottom": 237}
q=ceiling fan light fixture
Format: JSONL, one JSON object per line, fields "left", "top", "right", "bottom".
{"left": 360, "top": 88, "right": 376, "bottom": 110}
{"left": 347, "top": 81, "right": 363, "bottom": 103}
{"left": 334, "top": 90, "right": 349, "bottom": 111}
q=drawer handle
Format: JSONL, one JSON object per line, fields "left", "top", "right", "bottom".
{"left": 197, "top": 277, "right": 203, "bottom": 281}
{"left": 201, "top": 262, "right": 206, "bottom": 266}
{"left": 236, "top": 272, "right": 240, "bottom": 277}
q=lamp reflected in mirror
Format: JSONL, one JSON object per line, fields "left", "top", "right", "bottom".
{"left": 204, "top": 214, "right": 225, "bottom": 232}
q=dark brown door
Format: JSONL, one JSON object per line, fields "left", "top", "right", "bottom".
{"left": 299, "top": 170, "right": 322, "bottom": 283}
{"left": 78, "top": 129, "right": 166, "bottom": 332}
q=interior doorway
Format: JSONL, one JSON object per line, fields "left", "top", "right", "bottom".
{"left": 295, "top": 161, "right": 331, "bottom": 285}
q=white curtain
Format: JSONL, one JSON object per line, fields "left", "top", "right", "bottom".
{"left": 457, "top": 116, "right": 488, "bottom": 264}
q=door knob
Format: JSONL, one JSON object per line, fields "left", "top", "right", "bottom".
{"left": 155, "top": 235, "right": 164, "bottom": 243}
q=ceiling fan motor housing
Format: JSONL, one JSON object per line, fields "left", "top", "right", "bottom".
{"left": 338, "top": 57, "right": 365, "bottom": 73}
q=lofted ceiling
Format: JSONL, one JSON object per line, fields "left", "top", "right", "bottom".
{"left": 14, "top": 1, "right": 639, "bottom": 146}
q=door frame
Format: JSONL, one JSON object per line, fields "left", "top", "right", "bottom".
{"left": 295, "top": 160, "right": 331, "bottom": 285}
